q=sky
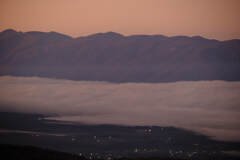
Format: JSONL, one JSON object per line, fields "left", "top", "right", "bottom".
{"left": 0, "top": 0, "right": 240, "bottom": 40}
{"left": 1, "top": 76, "right": 240, "bottom": 141}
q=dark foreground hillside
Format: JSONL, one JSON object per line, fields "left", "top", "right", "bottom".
{"left": 0, "top": 144, "right": 185, "bottom": 160}
{"left": 0, "top": 144, "right": 86, "bottom": 160}
{"left": 1, "top": 144, "right": 239, "bottom": 160}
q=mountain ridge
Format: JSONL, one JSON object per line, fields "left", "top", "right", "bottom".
{"left": 0, "top": 29, "right": 239, "bottom": 82}
{"left": 3, "top": 28, "right": 239, "bottom": 41}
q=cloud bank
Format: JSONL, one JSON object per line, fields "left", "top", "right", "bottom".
{"left": 0, "top": 76, "right": 240, "bottom": 141}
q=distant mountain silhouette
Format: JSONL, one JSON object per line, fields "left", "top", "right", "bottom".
{"left": 0, "top": 29, "right": 240, "bottom": 82}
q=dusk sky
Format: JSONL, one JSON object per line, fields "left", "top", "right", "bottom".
{"left": 1, "top": 0, "right": 240, "bottom": 40}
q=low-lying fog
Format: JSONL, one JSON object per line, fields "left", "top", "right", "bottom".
{"left": 0, "top": 76, "right": 240, "bottom": 141}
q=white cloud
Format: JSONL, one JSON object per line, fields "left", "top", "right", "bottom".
{"left": 0, "top": 76, "right": 240, "bottom": 141}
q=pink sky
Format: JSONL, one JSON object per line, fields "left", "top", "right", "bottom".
{"left": 1, "top": 0, "right": 240, "bottom": 40}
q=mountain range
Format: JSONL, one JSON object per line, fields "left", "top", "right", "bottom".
{"left": 0, "top": 29, "right": 240, "bottom": 82}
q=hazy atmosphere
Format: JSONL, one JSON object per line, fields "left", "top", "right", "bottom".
{"left": 1, "top": 0, "right": 240, "bottom": 40}
{"left": 1, "top": 76, "right": 240, "bottom": 141}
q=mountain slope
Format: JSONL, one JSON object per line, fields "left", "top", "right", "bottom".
{"left": 0, "top": 29, "right": 239, "bottom": 82}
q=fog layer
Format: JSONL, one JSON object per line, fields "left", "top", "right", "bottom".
{"left": 0, "top": 76, "right": 240, "bottom": 141}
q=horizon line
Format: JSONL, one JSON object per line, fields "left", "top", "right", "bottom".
{"left": 2, "top": 28, "right": 240, "bottom": 42}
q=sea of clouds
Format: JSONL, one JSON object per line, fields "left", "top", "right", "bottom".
{"left": 0, "top": 76, "right": 240, "bottom": 141}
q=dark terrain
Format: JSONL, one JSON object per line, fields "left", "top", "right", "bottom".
{"left": 0, "top": 112, "right": 240, "bottom": 160}
{"left": 0, "top": 29, "right": 240, "bottom": 82}
{"left": 0, "top": 144, "right": 86, "bottom": 160}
